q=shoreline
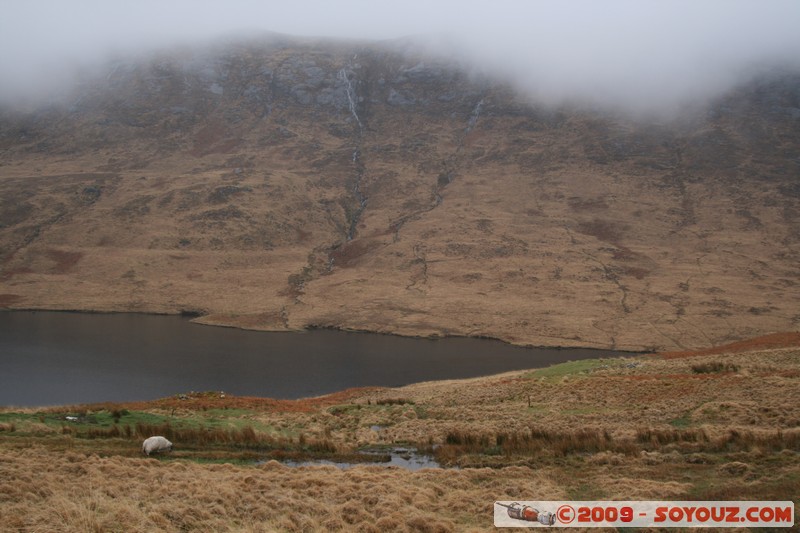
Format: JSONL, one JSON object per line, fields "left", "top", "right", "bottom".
{"left": 0, "top": 306, "right": 646, "bottom": 353}
{"left": 1, "top": 309, "right": 641, "bottom": 408}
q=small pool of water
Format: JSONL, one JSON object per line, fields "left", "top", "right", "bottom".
{"left": 280, "top": 447, "right": 440, "bottom": 471}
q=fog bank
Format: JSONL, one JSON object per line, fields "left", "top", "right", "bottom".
{"left": 1, "top": 0, "right": 799, "bottom": 112}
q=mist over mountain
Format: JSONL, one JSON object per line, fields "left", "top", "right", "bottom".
{"left": 2, "top": 0, "right": 800, "bottom": 114}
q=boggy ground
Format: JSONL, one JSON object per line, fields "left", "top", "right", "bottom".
{"left": 1, "top": 333, "right": 799, "bottom": 531}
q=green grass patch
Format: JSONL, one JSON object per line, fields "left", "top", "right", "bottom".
{"left": 668, "top": 413, "right": 692, "bottom": 428}
{"left": 522, "top": 358, "right": 613, "bottom": 381}
{"left": 0, "top": 412, "right": 32, "bottom": 426}
{"left": 0, "top": 408, "right": 280, "bottom": 441}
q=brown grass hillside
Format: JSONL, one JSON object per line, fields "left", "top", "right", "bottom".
{"left": 1, "top": 36, "right": 799, "bottom": 351}
{"left": 2, "top": 337, "right": 798, "bottom": 531}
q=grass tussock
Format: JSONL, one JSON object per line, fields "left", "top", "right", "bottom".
{"left": 708, "top": 429, "right": 800, "bottom": 453}
{"left": 636, "top": 427, "right": 710, "bottom": 445}
{"left": 375, "top": 398, "right": 415, "bottom": 406}
{"left": 634, "top": 427, "right": 800, "bottom": 454}
{"left": 434, "top": 427, "right": 638, "bottom": 464}
{"left": 0, "top": 445, "right": 557, "bottom": 532}
{"left": 432, "top": 426, "right": 800, "bottom": 466}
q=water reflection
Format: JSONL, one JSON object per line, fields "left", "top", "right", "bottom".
{"left": 280, "top": 447, "right": 441, "bottom": 471}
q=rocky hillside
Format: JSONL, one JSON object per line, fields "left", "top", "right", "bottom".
{"left": 1, "top": 34, "right": 798, "bottom": 350}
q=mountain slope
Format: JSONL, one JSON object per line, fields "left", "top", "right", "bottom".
{"left": 1, "top": 35, "right": 799, "bottom": 350}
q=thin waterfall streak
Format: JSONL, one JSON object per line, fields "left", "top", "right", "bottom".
{"left": 466, "top": 98, "right": 484, "bottom": 134}
{"left": 338, "top": 67, "right": 362, "bottom": 132}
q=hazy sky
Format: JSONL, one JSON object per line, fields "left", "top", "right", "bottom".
{"left": 1, "top": 0, "right": 799, "bottom": 112}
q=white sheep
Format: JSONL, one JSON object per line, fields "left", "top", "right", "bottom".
{"left": 142, "top": 436, "right": 173, "bottom": 456}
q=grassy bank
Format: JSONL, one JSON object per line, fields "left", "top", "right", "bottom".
{"left": 2, "top": 337, "right": 799, "bottom": 531}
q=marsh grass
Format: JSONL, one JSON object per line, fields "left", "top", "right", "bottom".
{"left": 431, "top": 427, "right": 638, "bottom": 465}
{"left": 707, "top": 429, "right": 800, "bottom": 453}
{"left": 636, "top": 427, "right": 710, "bottom": 446}
{"left": 0, "top": 444, "right": 550, "bottom": 532}
{"left": 132, "top": 422, "right": 272, "bottom": 447}
{"left": 635, "top": 427, "right": 800, "bottom": 454}
{"left": 430, "top": 427, "right": 800, "bottom": 466}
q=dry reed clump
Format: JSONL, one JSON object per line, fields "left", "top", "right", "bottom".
{"left": 428, "top": 426, "right": 800, "bottom": 467}
{"left": 636, "top": 427, "right": 710, "bottom": 446}
{"left": 432, "top": 427, "right": 639, "bottom": 465}
{"left": 0, "top": 444, "right": 565, "bottom": 532}
{"left": 131, "top": 422, "right": 271, "bottom": 447}
{"left": 705, "top": 428, "right": 800, "bottom": 453}
{"left": 635, "top": 427, "right": 800, "bottom": 454}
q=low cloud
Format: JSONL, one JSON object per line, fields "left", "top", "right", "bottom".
{"left": 1, "top": 0, "right": 799, "bottom": 113}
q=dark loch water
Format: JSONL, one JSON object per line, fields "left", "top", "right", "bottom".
{"left": 0, "top": 311, "right": 625, "bottom": 407}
